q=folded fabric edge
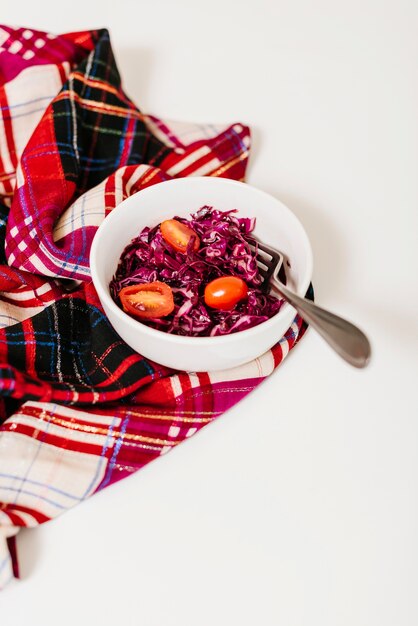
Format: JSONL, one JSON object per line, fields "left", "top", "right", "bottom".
{"left": 0, "top": 526, "right": 19, "bottom": 590}
{"left": 0, "top": 297, "right": 312, "bottom": 592}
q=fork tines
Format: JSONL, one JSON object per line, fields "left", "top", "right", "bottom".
{"left": 249, "top": 236, "right": 284, "bottom": 289}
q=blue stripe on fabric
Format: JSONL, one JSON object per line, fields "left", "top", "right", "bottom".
{"left": 0, "top": 485, "right": 66, "bottom": 510}
{"left": 0, "top": 270, "right": 14, "bottom": 280}
{"left": 59, "top": 197, "right": 81, "bottom": 275}
{"left": 58, "top": 210, "right": 105, "bottom": 231}
{"left": 0, "top": 554, "right": 10, "bottom": 575}
{"left": 11, "top": 403, "right": 57, "bottom": 504}
{"left": 24, "top": 141, "right": 74, "bottom": 151}
{"left": 24, "top": 148, "right": 76, "bottom": 159}
{"left": 14, "top": 179, "right": 32, "bottom": 222}
{"left": 40, "top": 305, "right": 55, "bottom": 376}
{"left": 60, "top": 193, "right": 87, "bottom": 277}
{"left": 141, "top": 358, "right": 155, "bottom": 377}
{"left": 0, "top": 95, "right": 54, "bottom": 111}
{"left": 99, "top": 415, "right": 129, "bottom": 489}
{"left": 65, "top": 195, "right": 81, "bottom": 276}
{"left": 90, "top": 309, "right": 108, "bottom": 329}
{"left": 0, "top": 340, "right": 87, "bottom": 350}
{"left": 222, "top": 126, "right": 247, "bottom": 154}
{"left": 81, "top": 415, "right": 118, "bottom": 499}
{"left": 78, "top": 191, "right": 88, "bottom": 274}
{"left": 116, "top": 112, "right": 131, "bottom": 166}
{"left": 0, "top": 267, "right": 30, "bottom": 285}
{"left": 0, "top": 473, "right": 81, "bottom": 502}
{"left": 3, "top": 107, "right": 54, "bottom": 120}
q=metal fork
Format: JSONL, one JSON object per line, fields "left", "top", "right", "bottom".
{"left": 253, "top": 238, "right": 371, "bottom": 368}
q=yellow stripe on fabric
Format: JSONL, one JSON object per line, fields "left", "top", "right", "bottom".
{"left": 71, "top": 71, "right": 126, "bottom": 99}
{"left": 30, "top": 413, "right": 182, "bottom": 447}
{"left": 135, "top": 167, "right": 167, "bottom": 188}
{"left": 55, "top": 92, "right": 145, "bottom": 120}
{"left": 25, "top": 405, "right": 219, "bottom": 423}
{"left": 209, "top": 151, "right": 248, "bottom": 177}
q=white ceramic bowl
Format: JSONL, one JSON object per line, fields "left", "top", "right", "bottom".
{"left": 90, "top": 177, "right": 313, "bottom": 371}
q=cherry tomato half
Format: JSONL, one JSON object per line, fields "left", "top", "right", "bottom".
{"left": 204, "top": 276, "right": 248, "bottom": 311}
{"left": 160, "top": 219, "right": 200, "bottom": 254}
{"left": 119, "top": 282, "right": 174, "bottom": 319}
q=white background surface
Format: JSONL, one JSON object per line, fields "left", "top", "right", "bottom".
{"left": 1, "top": 1, "right": 418, "bottom": 624}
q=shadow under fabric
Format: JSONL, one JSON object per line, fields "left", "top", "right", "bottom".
{"left": 0, "top": 25, "right": 310, "bottom": 589}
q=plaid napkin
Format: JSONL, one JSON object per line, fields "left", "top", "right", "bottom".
{"left": 0, "top": 26, "right": 309, "bottom": 589}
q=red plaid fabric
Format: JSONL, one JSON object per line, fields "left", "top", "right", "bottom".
{"left": 0, "top": 26, "right": 309, "bottom": 589}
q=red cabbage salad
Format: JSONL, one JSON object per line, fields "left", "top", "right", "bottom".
{"left": 109, "top": 206, "right": 284, "bottom": 337}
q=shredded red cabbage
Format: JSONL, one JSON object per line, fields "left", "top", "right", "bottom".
{"left": 109, "top": 206, "right": 284, "bottom": 336}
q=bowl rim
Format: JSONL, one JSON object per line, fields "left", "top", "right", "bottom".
{"left": 90, "top": 177, "right": 313, "bottom": 345}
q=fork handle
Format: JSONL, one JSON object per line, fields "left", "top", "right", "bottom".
{"left": 271, "top": 280, "right": 371, "bottom": 368}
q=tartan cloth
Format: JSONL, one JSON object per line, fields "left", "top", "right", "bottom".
{"left": 0, "top": 25, "right": 309, "bottom": 589}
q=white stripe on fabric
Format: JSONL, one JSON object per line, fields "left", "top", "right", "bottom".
{"left": 112, "top": 167, "right": 127, "bottom": 209}
{"left": 166, "top": 145, "right": 211, "bottom": 176}
{"left": 169, "top": 375, "right": 185, "bottom": 400}
{"left": 6, "top": 413, "right": 114, "bottom": 449}
{"left": 279, "top": 337, "right": 289, "bottom": 359}
{"left": 188, "top": 157, "right": 220, "bottom": 177}
{"left": 68, "top": 74, "right": 80, "bottom": 164}
{"left": 144, "top": 116, "right": 179, "bottom": 148}
{"left": 15, "top": 164, "right": 24, "bottom": 189}
{"left": 0, "top": 113, "right": 14, "bottom": 174}
{"left": 4, "top": 64, "right": 65, "bottom": 161}
{"left": 158, "top": 118, "right": 228, "bottom": 144}
{"left": 168, "top": 425, "right": 180, "bottom": 438}
{"left": 185, "top": 350, "right": 275, "bottom": 388}
{"left": 4, "top": 281, "right": 52, "bottom": 301}
{"left": 26, "top": 401, "right": 122, "bottom": 427}
{"left": 124, "top": 164, "right": 150, "bottom": 195}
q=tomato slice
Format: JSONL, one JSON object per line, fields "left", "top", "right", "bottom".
{"left": 118, "top": 282, "right": 174, "bottom": 319}
{"left": 160, "top": 219, "right": 200, "bottom": 254}
{"left": 204, "top": 276, "right": 248, "bottom": 311}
